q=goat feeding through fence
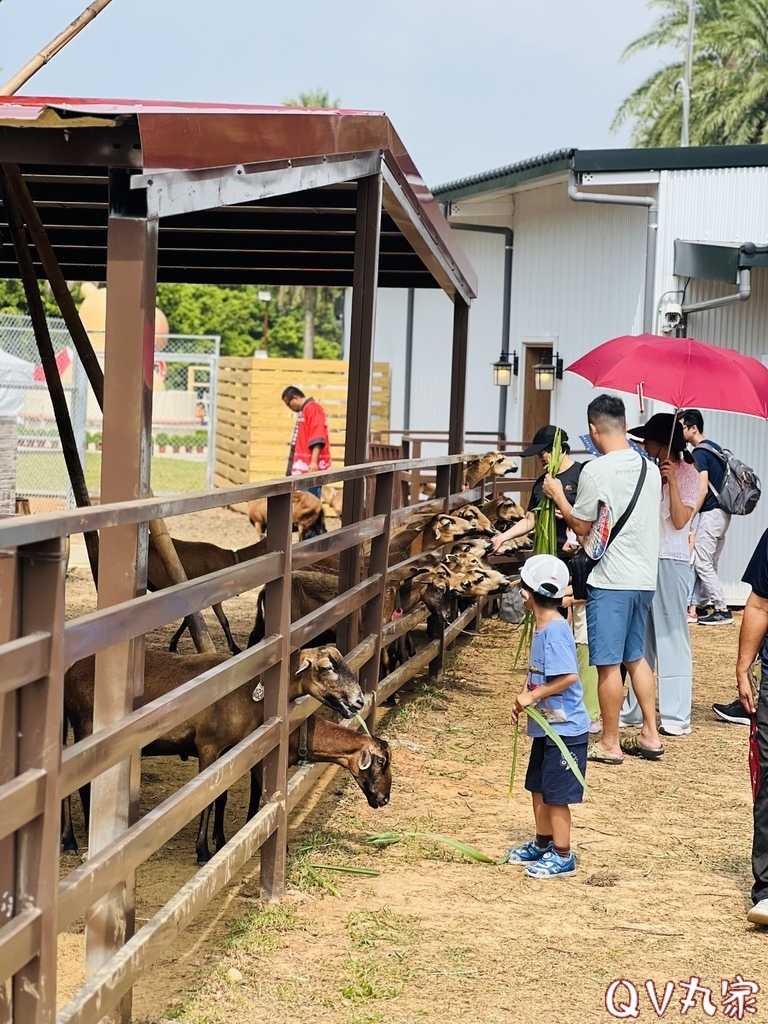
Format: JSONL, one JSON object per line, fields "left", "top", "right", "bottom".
{"left": 0, "top": 451, "right": 527, "bottom": 1024}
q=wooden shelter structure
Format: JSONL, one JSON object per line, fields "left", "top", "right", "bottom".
{"left": 0, "top": 96, "right": 477, "bottom": 1024}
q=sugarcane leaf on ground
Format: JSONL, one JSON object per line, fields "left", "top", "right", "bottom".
{"left": 365, "top": 831, "right": 496, "bottom": 863}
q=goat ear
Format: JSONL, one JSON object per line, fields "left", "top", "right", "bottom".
{"left": 359, "top": 746, "right": 372, "bottom": 770}
{"left": 296, "top": 657, "right": 312, "bottom": 675}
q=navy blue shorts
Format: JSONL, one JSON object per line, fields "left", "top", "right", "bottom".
{"left": 305, "top": 485, "right": 322, "bottom": 498}
{"left": 525, "top": 733, "right": 589, "bottom": 806}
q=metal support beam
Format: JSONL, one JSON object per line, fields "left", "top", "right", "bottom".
{"left": 132, "top": 152, "right": 382, "bottom": 220}
{"left": 448, "top": 298, "right": 469, "bottom": 494}
{"left": 0, "top": 169, "right": 100, "bottom": 584}
{"left": 1, "top": 164, "right": 105, "bottom": 406}
{"left": 84, "top": 213, "right": 158, "bottom": 1024}
{"left": 338, "top": 173, "right": 382, "bottom": 653}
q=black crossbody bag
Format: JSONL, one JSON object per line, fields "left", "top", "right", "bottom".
{"left": 570, "top": 458, "right": 648, "bottom": 601}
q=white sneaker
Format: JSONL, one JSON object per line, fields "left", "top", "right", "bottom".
{"left": 659, "top": 724, "right": 692, "bottom": 736}
{"left": 747, "top": 898, "right": 768, "bottom": 926}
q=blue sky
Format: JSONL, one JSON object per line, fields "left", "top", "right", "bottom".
{"left": 0, "top": 0, "right": 675, "bottom": 187}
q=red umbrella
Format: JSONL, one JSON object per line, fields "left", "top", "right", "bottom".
{"left": 567, "top": 333, "right": 768, "bottom": 419}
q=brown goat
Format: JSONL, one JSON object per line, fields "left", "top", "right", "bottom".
{"left": 249, "top": 562, "right": 463, "bottom": 650}
{"left": 248, "top": 490, "right": 326, "bottom": 542}
{"left": 147, "top": 535, "right": 268, "bottom": 655}
{"left": 463, "top": 452, "right": 516, "bottom": 489}
{"left": 481, "top": 496, "right": 526, "bottom": 527}
{"left": 321, "top": 484, "right": 344, "bottom": 519}
{"left": 421, "top": 514, "right": 476, "bottom": 551}
{"left": 62, "top": 645, "right": 367, "bottom": 863}
{"left": 248, "top": 716, "right": 391, "bottom": 824}
{"left": 458, "top": 565, "right": 514, "bottom": 597}
{"left": 451, "top": 503, "right": 497, "bottom": 537}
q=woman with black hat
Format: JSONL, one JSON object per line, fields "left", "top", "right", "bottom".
{"left": 621, "top": 413, "right": 700, "bottom": 736}
{"left": 490, "top": 424, "right": 582, "bottom": 560}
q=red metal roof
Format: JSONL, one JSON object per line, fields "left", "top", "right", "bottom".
{"left": 0, "top": 95, "right": 477, "bottom": 300}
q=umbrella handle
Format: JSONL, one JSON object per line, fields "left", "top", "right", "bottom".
{"left": 666, "top": 407, "right": 680, "bottom": 460}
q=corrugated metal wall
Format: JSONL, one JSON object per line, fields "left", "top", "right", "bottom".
{"left": 372, "top": 227, "right": 508, "bottom": 455}
{"left": 507, "top": 181, "right": 651, "bottom": 449}
{"left": 652, "top": 167, "right": 768, "bottom": 603}
{"left": 371, "top": 166, "right": 768, "bottom": 602}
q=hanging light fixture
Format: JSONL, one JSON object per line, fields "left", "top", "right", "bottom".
{"left": 533, "top": 351, "right": 563, "bottom": 392}
{"left": 493, "top": 351, "right": 518, "bottom": 387}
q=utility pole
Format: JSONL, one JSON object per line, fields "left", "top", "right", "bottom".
{"left": 675, "top": 0, "right": 696, "bottom": 147}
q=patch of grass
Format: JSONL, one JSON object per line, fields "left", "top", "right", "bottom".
{"left": 345, "top": 908, "right": 420, "bottom": 950}
{"left": 84, "top": 451, "right": 206, "bottom": 494}
{"left": 339, "top": 958, "right": 406, "bottom": 1002}
{"left": 383, "top": 676, "right": 451, "bottom": 728}
{"left": 275, "top": 978, "right": 307, "bottom": 1007}
{"left": 225, "top": 901, "right": 302, "bottom": 954}
{"left": 287, "top": 828, "right": 361, "bottom": 895}
{"left": 438, "top": 944, "right": 478, "bottom": 967}
{"left": 343, "top": 1009, "right": 385, "bottom": 1024}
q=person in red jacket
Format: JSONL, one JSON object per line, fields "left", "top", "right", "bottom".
{"left": 282, "top": 386, "right": 331, "bottom": 497}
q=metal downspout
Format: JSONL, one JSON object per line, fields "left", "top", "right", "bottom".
{"left": 403, "top": 287, "right": 414, "bottom": 431}
{"left": 682, "top": 267, "right": 751, "bottom": 315}
{"left": 450, "top": 224, "right": 513, "bottom": 437}
{"left": 567, "top": 171, "right": 658, "bottom": 334}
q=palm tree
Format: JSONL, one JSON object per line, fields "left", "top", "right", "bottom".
{"left": 283, "top": 90, "right": 341, "bottom": 359}
{"left": 613, "top": 0, "right": 768, "bottom": 147}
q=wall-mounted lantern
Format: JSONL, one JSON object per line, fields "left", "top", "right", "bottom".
{"left": 533, "top": 351, "right": 563, "bottom": 392}
{"left": 493, "top": 351, "right": 519, "bottom": 387}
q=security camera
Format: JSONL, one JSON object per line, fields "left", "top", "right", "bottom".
{"left": 660, "top": 302, "right": 684, "bottom": 335}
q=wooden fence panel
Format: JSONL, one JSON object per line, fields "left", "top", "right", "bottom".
{"left": 0, "top": 453, "right": 485, "bottom": 1024}
{"left": 215, "top": 358, "right": 391, "bottom": 486}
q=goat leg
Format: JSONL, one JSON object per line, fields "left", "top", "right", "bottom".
{"left": 168, "top": 616, "right": 190, "bottom": 653}
{"left": 247, "top": 764, "right": 263, "bottom": 820}
{"left": 212, "top": 604, "right": 241, "bottom": 655}
{"left": 61, "top": 794, "right": 78, "bottom": 855}
{"left": 212, "top": 788, "right": 228, "bottom": 853}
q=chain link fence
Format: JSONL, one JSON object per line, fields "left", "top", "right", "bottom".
{"left": 0, "top": 314, "right": 220, "bottom": 512}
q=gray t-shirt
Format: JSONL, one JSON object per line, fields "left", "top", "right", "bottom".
{"left": 571, "top": 449, "right": 661, "bottom": 591}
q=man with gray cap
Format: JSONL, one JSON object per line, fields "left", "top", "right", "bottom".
{"left": 491, "top": 425, "right": 582, "bottom": 559}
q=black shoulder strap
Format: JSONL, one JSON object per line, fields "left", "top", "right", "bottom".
{"left": 606, "top": 458, "right": 648, "bottom": 550}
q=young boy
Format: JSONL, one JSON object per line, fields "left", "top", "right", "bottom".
{"left": 504, "top": 554, "right": 591, "bottom": 878}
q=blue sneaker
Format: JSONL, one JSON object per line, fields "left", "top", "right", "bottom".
{"left": 524, "top": 849, "right": 576, "bottom": 878}
{"left": 502, "top": 839, "right": 552, "bottom": 864}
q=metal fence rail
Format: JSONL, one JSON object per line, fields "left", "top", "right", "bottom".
{"left": 0, "top": 453, "right": 494, "bottom": 1024}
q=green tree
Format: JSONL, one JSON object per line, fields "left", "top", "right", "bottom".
{"left": 613, "top": 0, "right": 768, "bottom": 147}
{"left": 155, "top": 283, "right": 342, "bottom": 360}
{"left": 0, "top": 278, "right": 74, "bottom": 319}
{"left": 283, "top": 88, "right": 341, "bottom": 358}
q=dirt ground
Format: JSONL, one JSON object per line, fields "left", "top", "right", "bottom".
{"left": 58, "top": 508, "right": 767, "bottom": 1024}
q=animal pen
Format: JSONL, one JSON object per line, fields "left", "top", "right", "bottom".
{"left": 0, "top": 97, "right": 481, "bottom": 1023}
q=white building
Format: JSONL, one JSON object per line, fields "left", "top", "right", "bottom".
{"left": 360, "top": 146, "right": 768, "bottom": 604}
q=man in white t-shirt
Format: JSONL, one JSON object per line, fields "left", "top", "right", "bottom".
{"left": 543, "top": 395, "right": 663, "bottom": 765}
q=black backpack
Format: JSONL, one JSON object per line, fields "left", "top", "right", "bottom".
{"left": 697, "top": 442, "right": 761, "bottom": 517}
